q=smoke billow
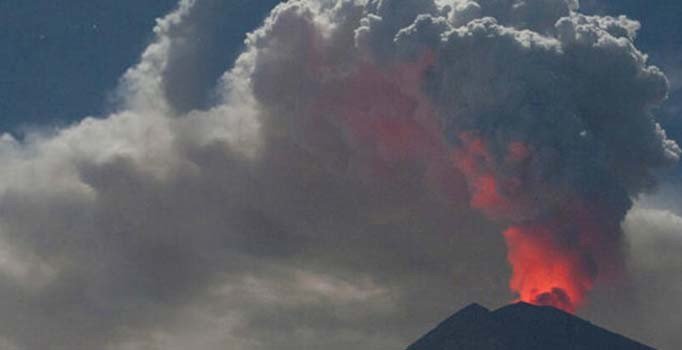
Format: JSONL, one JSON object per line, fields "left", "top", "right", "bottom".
{"left": 423, "top": 5, "right": 681, "bottom": 311}
{"left": 0, "top": 0, "right": 680, "bottom": 349}
{"left": 242, "top": 0, "right": 680, "bottom": 311}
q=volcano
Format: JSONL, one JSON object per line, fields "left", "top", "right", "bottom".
{"left": 406, "top": 302, "right": 654, "bottom": 350}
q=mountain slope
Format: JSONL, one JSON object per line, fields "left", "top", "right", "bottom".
{"left": 407, "top": 302, "right": 654, "bottom": 350}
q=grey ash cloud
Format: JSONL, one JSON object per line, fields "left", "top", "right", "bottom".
{"left": 0, "top": 0, "right": 680, "bottom": 349}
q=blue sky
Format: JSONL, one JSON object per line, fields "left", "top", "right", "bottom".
{"left": 1, "top": 0, "right": 279, "bottom": 131}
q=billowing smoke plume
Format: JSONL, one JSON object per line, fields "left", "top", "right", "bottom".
{"left": 422, "top": 4, "right": 681, "bottom": 311}
{"left": 0, "top": 0, "right": 680, "bottom": 349}
{"left": 422, "top": 2, "right": 680, "bottom": 311}
{"left": 240, "top": 0, "right": 680, "bottom": 312}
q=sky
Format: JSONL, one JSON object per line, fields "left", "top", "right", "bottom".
{"left": 1, "top": 0, "right": 279, "bottom": 130}
{"left": 1, "top": 1, "right": 682, "bottom": 349}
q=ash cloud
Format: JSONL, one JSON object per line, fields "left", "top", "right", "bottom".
{"left": 0, "top": 0, "right": 679, "bottom": 349}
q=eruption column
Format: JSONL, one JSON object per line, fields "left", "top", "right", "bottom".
{"left": 452, "top": 134, "right": 600, "bottom": 312}
{"left": 251, "top": 0, "right": 681, "bottom": 314}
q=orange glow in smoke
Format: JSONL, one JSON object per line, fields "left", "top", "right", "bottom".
{"left": 309, "top": 50, "right": 451, "bottom": 175}
{"left": 452, "top": 133, "right": 514, "bottom": 217}
{"left": 453, "top": 134, "right": 597, "bottom": 313}
{"left": 470, "top": 175, "right": 509, "bottom": 210}
{"left": 503, "top": 225, "right": 594, "bottom": 313}
{"left": 305, "top": 42, "right": 602, "bottom": 313}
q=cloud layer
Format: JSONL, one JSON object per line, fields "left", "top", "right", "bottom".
{"left": 0, "top": 0, "right": 680, "bottom": 349}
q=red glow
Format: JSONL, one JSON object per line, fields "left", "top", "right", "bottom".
{"left": 303, "top": 44, "right": 469, "bottom": 200}
{"left": 452, "top": 133, "right": 514, "bottom": 217}
{"left": 308, "top": 50, "right": 459, "bottom": 185}
{"left": 470, "top": 175, "right": 509, "bottom": 210}
{"left": 452, "top": 134, "right": 601, "bottom": 313}
{"left": 304, "top": 43, "right": 607, "bottom": 313}
{"left": 503, "top": 225, "right": 594, "bottom": 313}
{"left": 335, "top": 53, "right": 442, "bottom": 165}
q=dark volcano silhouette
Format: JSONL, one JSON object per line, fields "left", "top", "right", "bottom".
{"left": 407, "top": 302, "right": 654, "bottom": 350}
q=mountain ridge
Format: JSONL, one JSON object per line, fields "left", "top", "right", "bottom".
{"left": 406, "top": 302, "right": 655, "bottom": 350}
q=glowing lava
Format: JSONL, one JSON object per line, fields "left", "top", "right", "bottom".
{"left": 452, "top": 133, "right": 603, "bottom": 313}
{"left": 503, "top": 224, "right": 595, "bottom": 313}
